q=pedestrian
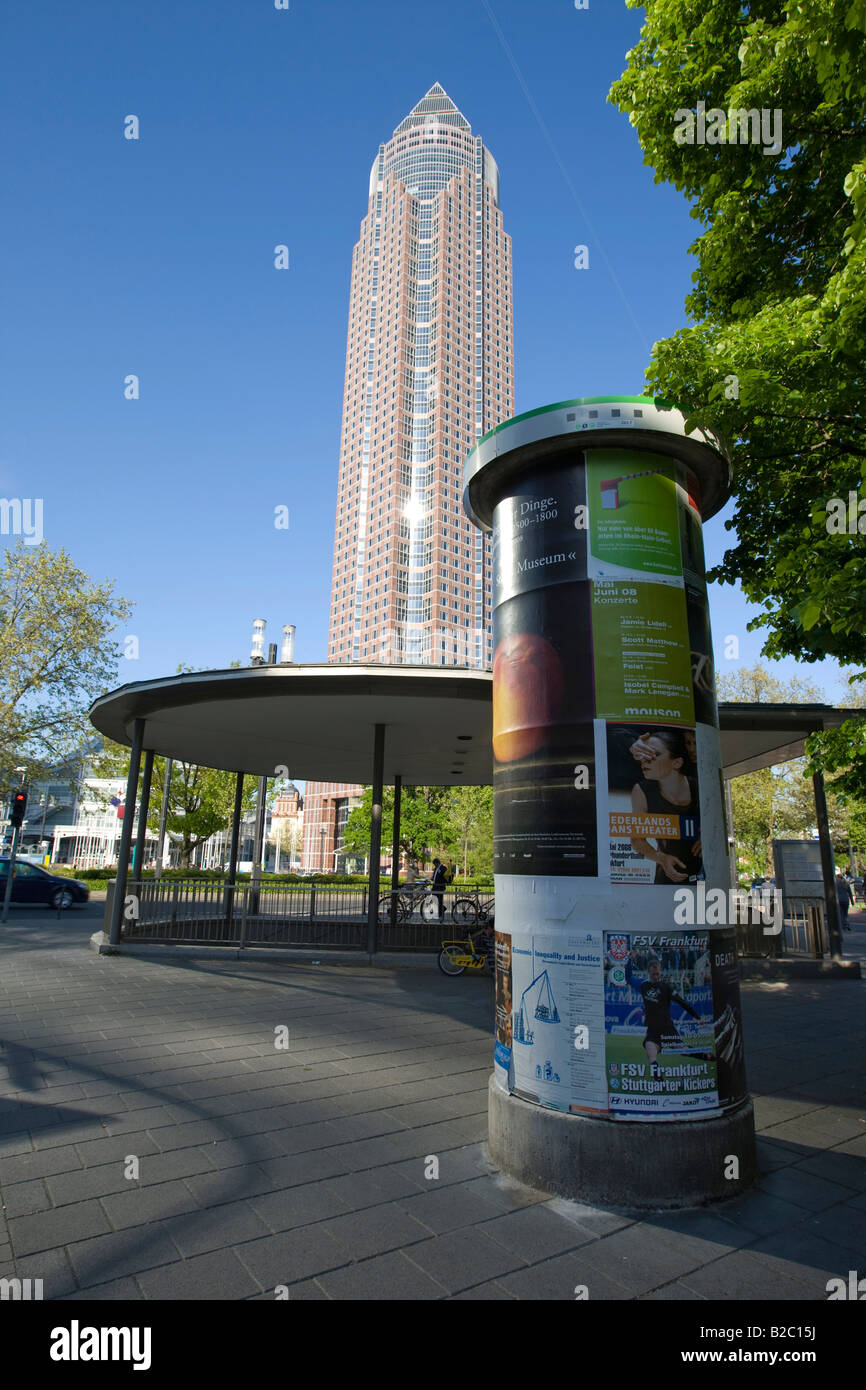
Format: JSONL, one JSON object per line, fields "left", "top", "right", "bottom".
{"left": 431, "top": 857, "right": 447, "bottom": 921}
{"left": 836, "top": 870, "right": 854, "bottom": 931}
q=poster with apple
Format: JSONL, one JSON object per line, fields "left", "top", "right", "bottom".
{"left": 492, "top": 583, "right": 597, "bottom": 875}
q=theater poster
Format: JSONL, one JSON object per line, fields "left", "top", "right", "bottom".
{"left": 605, "top": 723, "right": 703, "bottom": 886}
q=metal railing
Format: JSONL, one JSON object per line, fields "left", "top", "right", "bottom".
{"left": 115, "top": 879, "right": 477, "bottom": 952}
{"left": 735, "top": 894, "right": 828, "bottom": 959}
{"left": 782, "top": 897, "right": 828, "bottom": 958}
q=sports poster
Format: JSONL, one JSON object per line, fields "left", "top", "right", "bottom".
{"left": 604, "top": 930, "right": 719, "bottom": 1119}
{"left": 602, "top": 929, "right": 747, "bottom": 1119}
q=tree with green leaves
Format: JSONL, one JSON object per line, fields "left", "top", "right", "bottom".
{"left": 445, "top": 785, "right": 493, "bottom": 879}
{"left": 717, "top": 663, "right": 824, "bottom": 707}
{"left": 717, "top": 665, "right": 818, "bottom": 876}
{"left": 0, "top": 541, "right": 132, "bottom": 789}
{"left": 341, "top": 789, "right": 393, "bottom": 865}
{"left": 716, "top": 664, "right": 866, "bottom": 874}
{"left": 343, "top": 785, "right": 455, "bottom": 870}
{"left": 610, "top": 0, "right": 866, "bottom": 765}
{"left": 341, "top": 784, "right": 494, "bottom": 878}
{"left": 92, "top": 738, "right": 257, "bottom": 870}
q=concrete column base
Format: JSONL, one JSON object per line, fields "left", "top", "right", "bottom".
{"left": 488, "top": 1076, "right": 757, "bottom": 1208}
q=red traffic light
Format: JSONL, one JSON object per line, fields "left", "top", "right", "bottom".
{"left": 10, "top": 790, "right": 27, "bottom": 828}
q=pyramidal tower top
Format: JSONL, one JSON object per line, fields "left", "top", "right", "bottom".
{"left": 393, "top": 82, "right": 470, "bottom": 135}
{"left": 369, "top": 82, "right": 500, "bottom": 204}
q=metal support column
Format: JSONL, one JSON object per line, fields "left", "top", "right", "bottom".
{"left": 225, "top": 771, "right": 244, "bottom": 931}
{"left": 0, "top": 825, "right": 21, "bottom": 925}
{"left": 131, "top": 749, "right": 154, "bottom": 884}
{"left": 154, "top": 758, "right": 172, "bottom": 878}
{"left": 108, "top": 718, "right": 144, "bottom": 946}
{"left": 813, "top": 770, "right": 843, "bottom": 961}
{"left": 227, "top": 772, "right": 244, "bottom": 885}
{"left": 249, "top": 775, "right": 267, "bottom": 918}
{"left": 389, "top": 774, "right": 402, "bottom": 928}
{"left": 366, "top": 724, "right": 385, "bottom": 955}
{"left": 724, "top": 778, "right": 738, "bottom": 891}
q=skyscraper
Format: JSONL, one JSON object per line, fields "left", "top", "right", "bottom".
{"left": 303, "top": 83, "right": 514, "bottom": 870}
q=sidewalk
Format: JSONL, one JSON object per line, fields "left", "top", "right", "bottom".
{"left": 0, "top": 905, "right": 863, "bottom": 1300}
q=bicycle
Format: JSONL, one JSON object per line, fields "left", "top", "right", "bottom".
{"left": 438, "top": 923, "right": 495, "bottom": 977}
{"left": 450, "top": 887, "right": 495, "bottom": 928}
{"left": 377, "top": 878, "right": 439, "bottom": 926}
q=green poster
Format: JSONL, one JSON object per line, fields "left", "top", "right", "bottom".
{"left": 586, "top": 451, "right": 682, "bottom": 580}
{"left": 593, "top": 581, "right": 694, "bottom": 722}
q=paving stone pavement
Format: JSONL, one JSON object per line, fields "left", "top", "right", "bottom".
{"left": 0, "top": 905, "right": 864, "bottom": 1301}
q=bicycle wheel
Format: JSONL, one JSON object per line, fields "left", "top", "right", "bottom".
{"left": 451, "top": 897, "right": 478, "bottom": 927}
{"left": 438, "top": 946, "right": 466, "bottom": 977}
{"left": 378, "top": 893, "right": 407, "bottom": 926}
{"left": 420, "top": 893, "right": 441, "bottom": 923}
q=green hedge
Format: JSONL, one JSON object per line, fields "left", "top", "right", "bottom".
{"left": 51, "top": 865, "right": 496, "bottom": 890}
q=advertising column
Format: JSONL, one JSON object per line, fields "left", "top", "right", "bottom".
{"left": 467, "top": 399, "right": 749, "bottom": 1137}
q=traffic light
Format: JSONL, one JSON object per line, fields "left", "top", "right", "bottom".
{"left": 9, "top": 790, "right": 27, "bottom": 828}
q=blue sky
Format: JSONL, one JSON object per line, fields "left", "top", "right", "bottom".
{"left": 1, "top": 0, "right": 848, "bottom": 703}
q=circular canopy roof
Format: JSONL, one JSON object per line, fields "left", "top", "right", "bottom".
{"left": 89, "top": 665, "right": 494, "bottom": 784}
{"left": 90, "top": 666, "right": 865, "bottom": 788}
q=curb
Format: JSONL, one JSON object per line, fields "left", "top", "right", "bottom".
{"left": 88, "top": 932, "right": 442, "bottom": 969}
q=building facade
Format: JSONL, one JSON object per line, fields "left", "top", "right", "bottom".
{"left": 269, "top": 783, "right": 304, "bottom": 872}
{"left": 303, "top": 83, "right": 514, "bottom": 870}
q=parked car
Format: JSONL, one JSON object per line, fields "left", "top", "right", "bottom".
{"left": 0, "top": 860, "right": 90, "bottom": 909}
